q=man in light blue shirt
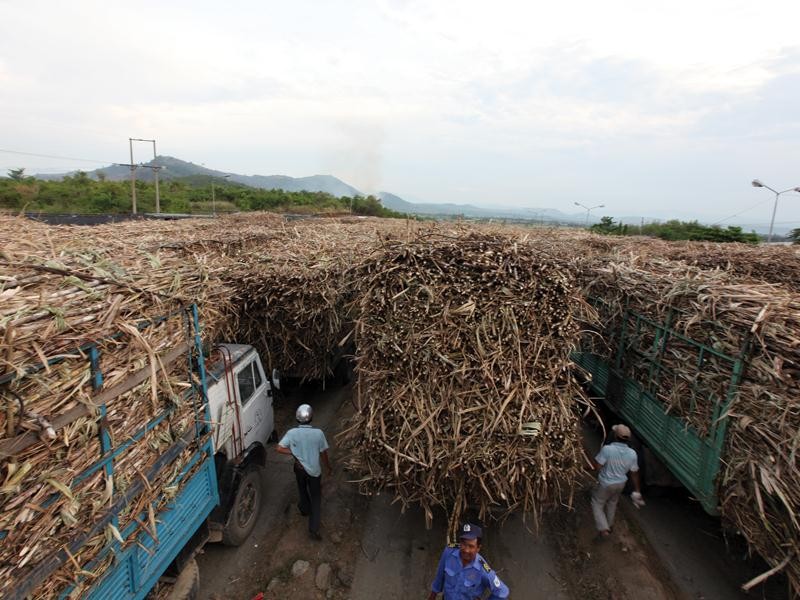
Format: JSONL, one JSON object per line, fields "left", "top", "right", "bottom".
{"left": 428, "top": 523, "right": 509, "bottom": 600}
{"left": 589, "top": 424, "right": 643, "bottom": 537}
{"left": 277, "top": 404, "right": 331, "bottom": 540}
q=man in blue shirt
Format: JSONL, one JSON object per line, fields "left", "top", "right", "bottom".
{"left": 428, "top": 523, "right": 509, "bottom": 600}
{"left": 589, "top": 423, "right": 643, "bottom": 537}
{"left": 277, "top": 403, "right": 332, "bottom": 541}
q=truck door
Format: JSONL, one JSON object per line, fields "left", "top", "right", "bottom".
{"left": 235, "top": 356, "right": 274, "bottom": 451}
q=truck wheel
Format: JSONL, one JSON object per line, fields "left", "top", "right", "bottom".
{"left": 222, "top": 466, "right": 263, "bottom": 546}
{"left": 165, "top": 558, "right": 199, "bottom": 600}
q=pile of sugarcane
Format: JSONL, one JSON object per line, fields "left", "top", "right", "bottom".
{"left": 338, "top": 231, "right": 594, "bottom": 534}
{"left": 225, "top": 219, "right": 412, "bottom": 382}
{"left": 481, "top": 229, "right": 800, "bottom": 594}
{"left": 577, "top": 258, "right": 743, "bottom": 435}
{"left": 659, "top": 240, "right": 800, "bottom": 292}
{"left": 577, "top": 251, "right": 800, "bottom": 595}
{"left": 32, "top": 213, "right": 371, "bottom": 384}
{"left": 0, "top": 216, "right": 244, "bottom": 597}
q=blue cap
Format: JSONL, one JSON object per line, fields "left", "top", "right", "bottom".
{"left": 459, "top": 523, "right": 482, "bottom": 540}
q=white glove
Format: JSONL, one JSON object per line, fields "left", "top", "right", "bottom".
{"left": 631, "top": 491, "right": 645, "bottom": 508}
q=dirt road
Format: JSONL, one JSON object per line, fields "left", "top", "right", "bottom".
{"left": 197, "top": 383, "right": 361, "bottom": 599}
{"left": 195, "top": 383, "right": 787, "bottom": 599}
{"left": 349, "top": 498, "right": 570, "bottom": 599}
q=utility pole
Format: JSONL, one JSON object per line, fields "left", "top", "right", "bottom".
{"left": 118, "top": 163, "right": 162, "bottom": 213}
{"left": 128, "top": 138, "right": 137, "bottom": 214}
{"left": 130, "top": 138, "right": 160, "bottom": 213}
{"left": 152, "top": 139, "right": 160, "bottom": 213}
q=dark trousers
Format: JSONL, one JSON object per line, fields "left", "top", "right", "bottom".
{"left": 294, "top": 463, "right": 322, "bottom": 534}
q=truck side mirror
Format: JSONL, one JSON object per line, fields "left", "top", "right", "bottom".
{"left": 272, "top": 368, "right": 281, "bottom": 390}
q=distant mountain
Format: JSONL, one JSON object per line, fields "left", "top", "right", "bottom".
{"left": 36, "top": 156, "right": 225, "bottom": 182}
{"left": 37, "top": 156, "right": 364, "bottom": 198}
{"left": 376, "top": 192, "right": 415, "bottom": 212}
{"left": 34, "top": 156, "right": 585, "bottom": 223}
{"left": 232, "top": 174, "right": 361, "bottom": 197}
{"left": 377, "top": 192, "right": 576, "bottom": 223}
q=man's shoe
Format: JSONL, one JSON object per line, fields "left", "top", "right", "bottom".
{"left": 297, "top": 504, "right": 309, "bottom": 517}
{"left": 309, "top": 531, "right": 322, "bottom": 541}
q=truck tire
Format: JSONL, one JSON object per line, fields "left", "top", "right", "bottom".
{"left": 165, "top": 558, "right": 199, "bottom": 600}
{"left": 222, "top": 465, "right": 263, "bottom": 546}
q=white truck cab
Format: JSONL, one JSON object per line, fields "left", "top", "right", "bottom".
{"left": 204, "top": 344, "right": 278, "bottom": 545}
{"left": 207, "top": 344, "right": 275, "bottom": 458}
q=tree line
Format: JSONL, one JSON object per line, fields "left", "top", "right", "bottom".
{"left": 0, "top": 169, "right": 409, "bottom": 219}
{"left": 589, "top": 216, "right": 761, "bottom": 244}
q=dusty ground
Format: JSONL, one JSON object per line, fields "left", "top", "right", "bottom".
{"left": 196, "top": 382, "right": 786, "bottom": 599}
{"left": 198, "top": 383, "right": 367, "bottom": 600}
{"left": 545, "top": 485, "right": 681, "bottom": 600}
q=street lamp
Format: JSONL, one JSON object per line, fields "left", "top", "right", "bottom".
{"left": 211, "top": 174, "right": 231, "bottom": 216}
{"left": 574, "top": 201, "right": 605, "bottom": 226}
{"left": 751, "top": 179, "right": 800, "bottom": 243}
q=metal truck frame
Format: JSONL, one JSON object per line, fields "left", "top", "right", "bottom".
{"left": 573, "top": 301, "right": 751, "bottom": 514}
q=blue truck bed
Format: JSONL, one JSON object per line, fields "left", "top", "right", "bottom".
{"left": 2, "top": 305, "right": 220, "bottom": 600}
{"left": 86, "top": 448, "right": 218, "bottom": 599}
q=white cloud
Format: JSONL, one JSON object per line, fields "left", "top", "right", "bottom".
{"left": 1, "top": 0, "right": 800, "bottom": 226}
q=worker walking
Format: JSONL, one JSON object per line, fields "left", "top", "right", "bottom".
{"left": 277, "top": 404, "right": 332, "bottom": 541}
{"left": 428, "top": 523, "right": 509, "bottom": 600}
{"left": 589, "top": 423, "right": 643, "bottom": 537}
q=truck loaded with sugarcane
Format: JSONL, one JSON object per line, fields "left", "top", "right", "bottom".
{"left": 572, "top": 254, "right": 800, "bottom": 594}
{"left": 0, "top": 304, "right": 279, "bottom": 599}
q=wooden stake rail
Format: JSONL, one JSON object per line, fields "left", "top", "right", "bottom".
{"left": 7, "top": 427, "right": 198, "bottom": 600}
{"left": 0, "top": 341, "right": 189, "bottom": 458}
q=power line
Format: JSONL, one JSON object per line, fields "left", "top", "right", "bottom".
{"left": 727, "top": 220, "right": 800, "bottom": 226}
{"left": 711, "top": 198, "right": 773, "bottom": 225}
{"left": 0, "top": 166, "right": 100, "bottom": 173}
{"left": 0, "top": 148, "right": 115, "bottom": 165}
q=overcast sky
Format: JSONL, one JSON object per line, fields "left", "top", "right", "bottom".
{"left": 2, "top": 0, "right": 799, "bottom": 227}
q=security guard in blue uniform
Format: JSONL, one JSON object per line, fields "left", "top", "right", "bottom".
{"left": 428, "top": 523, "right": 510, "bottom": 600}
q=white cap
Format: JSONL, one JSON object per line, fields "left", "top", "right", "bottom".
{"left": 612, "top": 424, "right": 631, "bottom": 440}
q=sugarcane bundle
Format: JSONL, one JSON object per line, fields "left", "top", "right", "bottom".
{"left": 339, "top": 231, "right": 593, "bottom": 534}
{"left": 33, "top": 211, "right": 285, "bottom": 250}
{"left": 0, "top": 221, "right": 239, "bottom": 361}
{"left": 579, "top": 256, "right": 798, "bottom": 427}
{"left": 73, "top": 214, "right": 407, "bottom": 383}
{"left": 660, "top": 240, "right": 800, "bottom": 292}
{"left": 0, "top": 211, "right": 353, "bottom": 598}
{"left": 226, "top": 220, "right": 410, "bottom": 382}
